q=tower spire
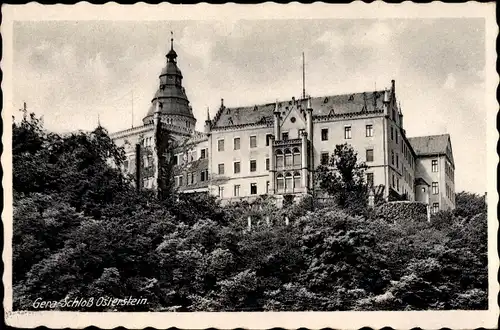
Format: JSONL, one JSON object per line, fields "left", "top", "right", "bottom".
{"left": 206, "top": 107, "right": 211, "bottom": 121}
{"left": 97, "top": 113, "right": 101, "bottom": 127}
{"left": 170, "top": 31, "right": 174, "bottom": 50}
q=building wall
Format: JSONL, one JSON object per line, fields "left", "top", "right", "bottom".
{"left": 312, "top": 115, "right": 388, "bottom": 193}
{"left": 208, "top": 125, "right": 273, "bottom": 200}
{"left": 414, "top": 155, "right": 455, "bottom": 212}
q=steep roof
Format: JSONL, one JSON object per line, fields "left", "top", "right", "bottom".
{"left": 408, "top": 134, "right": 454, "bottom": 165}
{"left": 211, "top": 90, "right": 388, "bottom": 129}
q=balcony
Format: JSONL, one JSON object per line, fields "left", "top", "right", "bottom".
{"left": 273, "top": 138, "right": 301, "bottom": 147}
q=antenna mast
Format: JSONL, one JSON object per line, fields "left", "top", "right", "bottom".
{"left": 302, "top": 52, "right": 306, "bottom": 99}
{"left": 131, "top": 89, "right": 134, "bottom": 128}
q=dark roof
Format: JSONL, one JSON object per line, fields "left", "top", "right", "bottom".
{"left": 211, "top": 90, "right": 388, "bottom": 128}
{"left": 408, "top": 134, "right": 454, "bottom": 166}
{"left": 415, "top": 177, "right": 430, "bottom": 186}
{"left": 408, "top": 134, "right": 449, "bottom": 155}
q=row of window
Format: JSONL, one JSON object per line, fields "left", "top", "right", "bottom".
{"left": 276, "top": 148, "right": 301, "bottom": 168}
{"left": 173, "top": 148, "right": 208, "bottom": 165}
{"left": 445, "top": 183, "right": 455, "bottom": 202}
{"left": 218, "top": 135, "right": 276, "bottom": 152}
{"left": 320, "top": 124, "right": 373, "bottom": 141}
{"left": 445, "top": 161, "right": 455, "bottom": 182}
{"left": 218, "top": 172, "right": 304, "bottom": 199}
{"left": 219, "top": 182, "right": 263, "bottom": 198}
{"left": 142, "top": 137, "right": 153, "bottom": 147}
{"left": 175, "top": 169, "right": 210, "bottom": 187}
{"left": 401, "top": 139, "right": 414, "bottom": 169}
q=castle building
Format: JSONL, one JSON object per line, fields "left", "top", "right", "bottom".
{"left": 110, "top": 39, "right": 456, "bottom": 212}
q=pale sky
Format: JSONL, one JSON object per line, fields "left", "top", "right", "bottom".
{"left": 12, "top": 18, "right": 488, "bottom": 194}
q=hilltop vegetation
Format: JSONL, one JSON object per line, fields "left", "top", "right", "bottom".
{"left": 12, "top": 114, "right": 488, "bottom": 311}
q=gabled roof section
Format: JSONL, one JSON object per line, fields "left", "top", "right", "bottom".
{"left": 408, "top": 134, "right": 454, "bottom": 165}
{"left": 211, "top": 90, "right": 387, "bottom": 129}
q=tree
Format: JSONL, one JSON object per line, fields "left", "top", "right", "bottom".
{"left": 453, "top": 191, "right": 486, "bottom": 219}
{"left": 315, "top": 143, "right": 368, "bottom": 214}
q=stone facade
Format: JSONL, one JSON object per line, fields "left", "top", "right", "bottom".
{"left": 110, "top": 41, "right": 455, "bottom": 211}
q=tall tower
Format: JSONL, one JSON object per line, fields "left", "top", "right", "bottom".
{"left": 142, "top": 34, "right": 197, "bottom": 132}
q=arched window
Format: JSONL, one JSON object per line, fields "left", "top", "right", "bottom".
{"left": 276, "top": 149, "right": 284, "bottom": 168}
{"left": 293, "top": 171, "right": 301, "bottom": 190}
{"left": 285, "top": 172, "right": 293, "bottom": 193}
{"left": 293, "top": 147, "right": 301, "bottom": 166}
{"left": 276, "top": 173, "right": 284, "bottom": 192}
{"left": 284, "top": 149, "right": 292, "bottom": 167}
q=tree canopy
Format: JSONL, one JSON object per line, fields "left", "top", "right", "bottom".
{"left": 12, "top": 114, "right": 488, "bottom": 311}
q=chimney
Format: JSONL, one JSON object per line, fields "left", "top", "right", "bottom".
{"left": 204, "top": 107, "right": 212, "bottom": 134}
{"left": 273, "top": 100, "right": 281, "bottom": 139}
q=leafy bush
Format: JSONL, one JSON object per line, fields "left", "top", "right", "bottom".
{"left": 12, "top": 114, "right": 488, "bottom": 311}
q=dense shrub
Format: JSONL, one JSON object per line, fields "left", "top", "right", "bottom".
{"left": 375, "top": 201, "right": 428, "bottom": 223}
{"left": 12, "top": 113, "right": 488, "bottom": 311}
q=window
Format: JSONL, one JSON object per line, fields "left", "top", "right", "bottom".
{"left": 277, "top": 174, "right": 284, "bottom": 192}
{"left": 395, "top": 131, "right": 398, "bottom": 144}
{"left": 250, "top": 136, "right": 257, "bottom": 148}
{"left": 266, "top": 181, "right": 270, "bottom": 194}
{"left": 250, "top": 183, "right": 257, "bottom": 195}
{"left": 344, "top": 126, "right": 352, "bottom": 139}
{"left": 392, "top": 174, "right": 395, "bottom": 187}
{"left": 276, "top": 150, "right": 284, "bottom": 168}
{"left": 391, "top": 127, "right": 394, "bottom": 140}
{"left": 293, "top": 147, "right": 301, "bottom": 166}
{"left": 293, "top": 171, "right": 301, "bottom": 189}
{"left": 366, "top": 149, "right": 374, "bottom": 162}
{"left": 284, "top": 149, "right": 292, "bottom": 167}
{"left": 234, "top": 184, "right": 240, "bottom": 197}
{"left": 175, "top": 176, "right": 181, "bottom": 187}
{"left": 266, "top": 134, "right": 273, "bottom": 146}
{"left": 200, "top": 149, "right": 206, "bottom": 159}
{"left": 218, "top": 139, "right": 224, "bottom": 152}
{"left": 234, "top": 162, "right": 240, "bottom": 174}
{"left": 178, "top": 175, "right": 183, "bottom": 186}
{"left": 233, "top": 137, "right": 240, "bottom": 150}
{"left": 366, "top": 124, "right": 373, "bottom": 137}
{"left": 321, "top": 128, "right": 329, "bottom": 141}
{"left": 282, "top": 132, "right": 289, "bottom": 140}
{"left": 320, "top": 152, "right": 329, "bottom": 165}
{"left": 250, "top": 160, "right": 257, "bottom": 172}
{"left": 432, "top": 159, "right": 438, "bottom": 172}
{"left": 432, "top": 203, "right": 439, "bottom": 214}
{"left": 391, "top": 150, "right": 395, "bottom": 165}
{"left": 173, "top": 155, "right": 178, "bottom": 165}
{"left": 285, "top": 172, "right": 293, "bottom": 193}
{"left": 218, "top": 163, "right": 225, "bottom": 175}
{"left": 396, "top": 177, "right": 399, "bottom": 191}
{"left": 432, "top": 182, "right": 439, "bottom": 195}
{"left": 367, "top": 173, "right": 374, "bottom": 187}
{"left": 396, "top": 154, "right": 399, "bottom": 169}
{"left": 201, "top": 171, "right": 206, "bottom": 182}
{"left": 266, "top": 158, "right": 270, "bottom": 171}
{"left": 218, "top": 186, "right": 224, "bottom": 198}
{"left": 124, "top": 160, "right": 129, "bottom": 171}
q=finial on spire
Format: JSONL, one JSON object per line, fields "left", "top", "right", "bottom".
{"left": 206, "top": 107, "right": 211, "bottom": 121}
{"left": 170, "top": 31, "right": 174, "bottom": 50}
{"left": 97, "top": 113, "right": 101, "bottom": 127}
